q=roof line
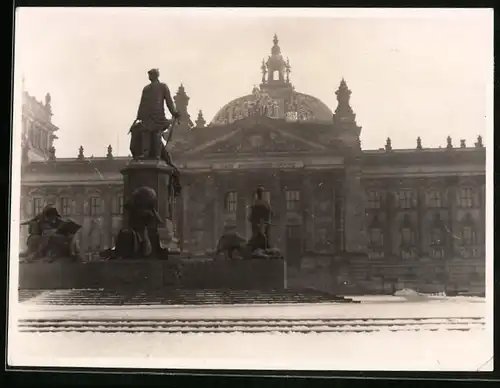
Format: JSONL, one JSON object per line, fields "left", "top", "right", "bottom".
{"left": 185, "top": 127, "right": 244, "bottom": 155}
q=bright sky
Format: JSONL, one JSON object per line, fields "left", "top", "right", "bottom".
{"left": 14, "top": 8, "right": 493, "bottom": 158}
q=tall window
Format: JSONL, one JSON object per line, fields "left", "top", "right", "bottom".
{"left": 396, "top": 190, "right": 416, "bottom": 209}
{"left": 261, "top": 190, "right": 271, "bottom": 204}
{"left": 32, "top": 197, "right": 44, "bottom": 215}
{"left": 461, "top": 226, "right": 477, "bottom": 245}
{"left": 429, "top": 226, "right": 444, "bottom": 258}
{"left": 60, "top": 197, "right": 71, "bottom": 215}
{"left": 89, "top": 230, "right": 101, "bottom": 251}
{"left": 111, "top": 194, "right": 125, "bottom": 214}
{"left": 366, "top": 190, "right": 382, "bottom": 209}
{"left": 426, "top": 190, "right": 442, "bottom": 208}
{"left": 401, "top": 248, "right": 417, "bottom": 260}
{"left": 369, "top": 228, "right": 384, "bottom": 247}
{"left": 285, "top": 190, "right": 300, "bottom": 211}
{"left": 89, "top": 197, "right": 102, "bottom": 215}
{"left": 112, "top": 195, "right": 124, "bottom": 215}
{"left": 457, "top": 187, "right": 474, "bottom": 208}
{"left": 118, "top": 195, "right": 124, "bottom": 214}
{"left": 430, "top": 227, "right": 443, "bottom": 245}
{"left": 224, "top": 191, "right": 238, "bottom": 213}
{"left": 430, "top": 247, "right": 445, "bottom": 259}
{"left": 400, "top": 227, "right": 416, "bottom": 246}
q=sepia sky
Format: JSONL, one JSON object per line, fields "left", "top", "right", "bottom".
{"left": 14, "top": 8, "right": 493, "bottom": 158}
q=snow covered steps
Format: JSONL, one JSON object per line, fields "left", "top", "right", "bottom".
{"left": 17, "top": 316, "right": 485, "bottom": 334}
{"left": 19, "top": 289, "right": 358, "bottom": 306}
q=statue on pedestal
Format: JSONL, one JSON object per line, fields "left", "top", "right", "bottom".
{"left": 130, "top": 68, "right": 180, "bottom": 160}
{"left": 19, "top": 204, "right": 82, "bottom": 262}
{"left": 129, "top": 68, "right": 182, "bottom": 196}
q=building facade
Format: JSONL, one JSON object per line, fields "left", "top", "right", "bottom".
{"left": 19, "top": 36, "right": 486, "bottom": 292}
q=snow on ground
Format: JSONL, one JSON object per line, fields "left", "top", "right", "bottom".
{"left": 9, "top": 296, "right": 491, "bottom": 371}
{"left": 15, "top": 296, "right": 486, "bottom": 321}
{"left": 9, "top": 329, "right": 492, "bottom": 371}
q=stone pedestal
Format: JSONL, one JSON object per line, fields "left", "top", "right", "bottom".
{"left": 120, "top": 160, "right": 180, "bottom": 254}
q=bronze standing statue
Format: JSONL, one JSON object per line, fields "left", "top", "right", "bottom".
{"left": 130, "top": 68, "right": 181, "bottom": 160}
{"left": 248, "top": 186, "right": 273, "bottom": 251}
{"left": 129, "top": 68, "right": 182, "bottom": 197}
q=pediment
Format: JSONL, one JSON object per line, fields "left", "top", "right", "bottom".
{"left": 185, "top": 122, "right": 328, "bottom": 156}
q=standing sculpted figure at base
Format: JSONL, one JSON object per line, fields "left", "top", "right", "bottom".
{"left": 248, "top": 186, "right": 273, "bottom": 251}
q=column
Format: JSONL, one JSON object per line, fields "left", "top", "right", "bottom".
{"left": 182, "top": 184, "right": 190, "bottom": 252}
{"left": 385, "top": 180, "right": 395, "bottom": 259}
{"left": 416, "top": 180, "right": 425, "bottom": 258}
{"left": 213, "top": 174, "right": 221, "bottom": 248}
{"left": 103, "top": 186, "right": 113, "bottom": 248}
{"left": 446, "top": 177, "right": 457, "bottom": 260}
{"left": 331, "top": 174, "right": 337, "bottom": 254}
{"left": 275, "top": 171, "right": 285, "bottom": 252}
{"left": 303, "top": 170, "right": 314, "bottom": 252}
{"left": 343, "top": 164, "right": 367, "bottom": 253}
{"left": 245, "top": 195, "right": 251, "bottom": 240}
{"left": 334, "top": 179, "right": 344, "bottom": 253}
{"left": 479, "top": 176, "right": 486, "bottom": 255}
{"left": 205, "top": 175, "right": 216, "bottom": 250}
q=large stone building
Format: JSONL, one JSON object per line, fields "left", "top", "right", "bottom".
{"left": 19, "top": 36, "right": 486, "bottom": 292}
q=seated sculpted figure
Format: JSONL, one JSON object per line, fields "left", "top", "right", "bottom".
{"left": 111, "top": 186, "right": 168, "bottom": 259}
{"left": 20, "top": 204, "right": 81, "bottom": 261}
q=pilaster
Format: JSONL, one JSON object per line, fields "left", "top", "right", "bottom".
{"left": 182, "top": 184, "right": 190, "bottom": 252}
{"left": 343, "top": 163, "right": 367, "bottom": 253}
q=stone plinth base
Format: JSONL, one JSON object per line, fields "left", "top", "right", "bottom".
{"left": 19, "top": 257, "right": 286, "bottom": 291}
{"left": 118, "top": 159, "right": 180, "bottom": 257}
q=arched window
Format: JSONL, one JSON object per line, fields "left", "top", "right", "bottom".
{"left": 457, "top": 187, "right": 474, "bottom": 208}
{"left": 89, "top": 229, "right": 102, "bottom": 252}
{"left": 112, "top": 194, "right": 124, "bottom": 215}
{"left": 459, "top": 213, "right": 478, "bottom": 246}
{"left": 400, "top": 213, "right": 417, "bottom": 259}
{"left": 400, "top": 214, "right": 416, "bottom": 247}
{"left": 224, "top": 191, "right": 238, "bottom": 213}
{"left": 429, "top": 214, "right": 445, "bottom": 258}
{"left": 369, "top": 228, "right": 384, "bottom": 246}
{"left": 32, "top": 197, "right": 44, "bottom": 215}
{"left": 461, "top": 225, "right": 477, "bottom": 246}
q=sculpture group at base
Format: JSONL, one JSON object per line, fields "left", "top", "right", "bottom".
{"left": 19, "top": 205, "right": 82, "bottom": 262}
{"left": 101, "top": 186, "right": 170, "bottom": 260}
{"left": 214, "top": 186, "right": 282, "bottom": 260}
{"left": 20, "top": 69, "right": 279, "bottom": 264}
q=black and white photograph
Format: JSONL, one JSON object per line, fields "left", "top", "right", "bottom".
{"left": 8, "top": 7, "right": 493, "bottom": 371}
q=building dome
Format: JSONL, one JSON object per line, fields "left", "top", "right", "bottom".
{"left": 209, "top": 35, "right": 334, "bottom": 126}
{"left": 210, "top": 89, "right": 333, "bottom": 126}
